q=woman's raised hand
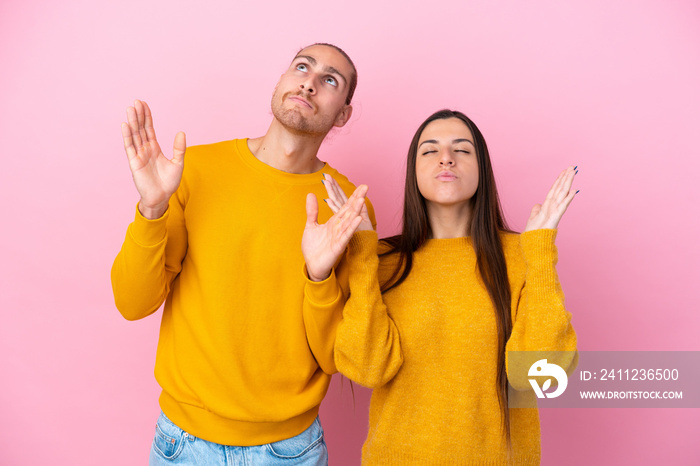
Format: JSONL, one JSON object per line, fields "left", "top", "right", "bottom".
{"left": 322, "top": 174, "right": 374, "bottom": 232}
{"left": 121, "top": 100, "right": 186, "bottom": 219}
{"left": 523, "top": 166, "right": 578, "bottom": 232}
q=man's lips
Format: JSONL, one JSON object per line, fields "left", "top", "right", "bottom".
{"left": 288, "top": 95, "right": 312, "bottom": 109}
{"left": 436, "top": 171, "right": 457, "bottom": 181}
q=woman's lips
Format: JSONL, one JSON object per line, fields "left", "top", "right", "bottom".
{"left": 436, "top": 171, "right": 457, "bottom": 181}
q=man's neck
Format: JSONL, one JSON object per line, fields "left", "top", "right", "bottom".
{"left": 247, "top": 120, "right": 326, "bottom": 174}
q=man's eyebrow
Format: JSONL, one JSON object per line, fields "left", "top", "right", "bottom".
{"left": 418, "top": 138, "right": 475, "bottom": 148}
{"left": 294, "top": 54, "right": 317, "bottom": 65}
{"left": 293, "top": 55, "right": 348, "bottom": 86}
{"left": 324, "top": 65, "right": 347, "bottom": 86}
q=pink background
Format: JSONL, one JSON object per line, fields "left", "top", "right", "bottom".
{"left": 1, "top": 0, "right": 699, "bottom": 464}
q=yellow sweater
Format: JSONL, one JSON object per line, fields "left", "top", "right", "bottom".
{"left": 111, "top": 138, "right": 375, "bottom": 446}
{"left": 335, "top": 230, "right": 577, "bottom": 465}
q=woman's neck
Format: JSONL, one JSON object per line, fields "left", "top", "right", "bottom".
{"left": 426, "top": 202, "right": 472, "bottom": 239}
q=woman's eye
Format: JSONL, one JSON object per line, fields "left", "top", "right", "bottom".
{"left": 324, "top": 76, "right": 337, "bottom": 87}
{"left": 296, "top": 64, "right": 307, "bottom": 72}
{"left": 421, "top": 150, "right": 437, "bottom": 156}
{"left": 455, "top": 150, "right": 470, "bottom": 154}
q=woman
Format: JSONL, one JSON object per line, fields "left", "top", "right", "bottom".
{"left": 305, "top": 109, "right": 578, "bottom": 464}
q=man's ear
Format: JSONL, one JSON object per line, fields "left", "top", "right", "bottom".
{"left": 333, "top": 105, "right": 353, "bottom": 128}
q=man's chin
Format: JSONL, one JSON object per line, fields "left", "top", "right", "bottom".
{"left": 274, "top": 110, "right": 330, "bottom": 137}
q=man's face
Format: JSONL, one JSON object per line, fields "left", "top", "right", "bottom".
{"left": 271, "top": 45, "right": 354, "bottom": 136}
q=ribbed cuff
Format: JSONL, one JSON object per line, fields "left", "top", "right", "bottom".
{"left": 520, "top": 229, "right": 557, "bottom": 267}
{"left": 129, "top": 203, "right": 168, "bottom": 246}
{"left": 519, "top": 229, "right": 559, "bottom": 302}
{"left": 348, "top": 230, "right": 378, "bottom": 259}
{"left": 303, "top": 266, "right": 341, "bottom": 305}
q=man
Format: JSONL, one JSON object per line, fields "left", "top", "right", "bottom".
{"left": 112, "top": 43, "right": 375, "bottom": 465}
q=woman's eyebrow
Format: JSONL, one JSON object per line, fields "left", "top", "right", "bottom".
{"left": 419, "top": 138, "right": 475, "bottom": 148}
{"left": 418, "top": 139, "right": 438, "bottom": 148}
{"left": 452, "top": 138, "right": 475, "bottom": 146}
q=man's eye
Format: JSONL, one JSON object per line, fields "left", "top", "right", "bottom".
{"left": 296, "top": 64, "right": 307, "bottom": 72}
{"left": 324, "top": 76, "right": 337, "bottom": 87}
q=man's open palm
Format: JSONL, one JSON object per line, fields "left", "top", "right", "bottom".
{"left": 121, "top": 100, "right": 186, "bottom": 219}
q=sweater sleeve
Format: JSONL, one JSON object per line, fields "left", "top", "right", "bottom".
{"left": 301, "top": 197, "right": 378, "bottom": 375}
{"left": 302, "top": 265, "right": 347, "bottom": 375}
{"left": 333, "top": 230, "right": 404, "bottom": 388}
{"left": 505, "top": 229, "right": 578, "bottom": 390}
{"left": 110, "top": 193, "right": 188, "bottom": 321}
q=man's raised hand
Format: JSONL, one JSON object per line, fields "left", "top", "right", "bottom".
{"left": 121, "top": 100, "right": 186, "bottom": 219}
{"left": 302, "top": 183, "right": 369, "bottom": 282}
{"left": 321, "top": 174, "right": 373, "bottom": 232}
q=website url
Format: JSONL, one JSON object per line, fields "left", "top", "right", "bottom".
{"left": 580, "top": 391, "right": 683, "bottom": 400}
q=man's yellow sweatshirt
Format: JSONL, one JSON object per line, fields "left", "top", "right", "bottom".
{"left": 111, "top": 138, "right": 375, "bottom": 446}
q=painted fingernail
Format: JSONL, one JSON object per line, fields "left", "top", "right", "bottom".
{"left": 576, "top": 190, "right": 580, "bottom": 194}
{"left": 323, "top": 199, "right": 328, "bottom": 203}
{"left": 321, "top": 180, "right": 325, "bottom": 185}
{"left": 574, "top": 165, "right": 578, "bottom": 170}
{"left": 575, "top": 170, "right": 578, "bottom": 175}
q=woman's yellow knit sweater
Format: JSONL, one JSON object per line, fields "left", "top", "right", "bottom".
{"left": 334, "top": 229, "right": 577, "bottom": 465}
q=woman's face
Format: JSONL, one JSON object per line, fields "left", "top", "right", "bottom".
{"left": 415, "top": 117, "right": 479, "bottom": 210}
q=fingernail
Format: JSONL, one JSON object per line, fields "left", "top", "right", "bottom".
{"left": 323, "top": 199, "right": 328, "bottom": 203}
{"left": 575, "top": 169, "right": 578, "bottom": 175}
{"left": 321, "top": 180, "right": 325, "bottom": 185}
{"left": 574, "top": 165, "right": 578, "bottom": 170}
{"left": 576, "top": 190, "right": 580, "bottom": 194}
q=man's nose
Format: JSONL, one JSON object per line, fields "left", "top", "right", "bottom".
{"left": 299, "top": 75, "right": 317, "bottom": 95}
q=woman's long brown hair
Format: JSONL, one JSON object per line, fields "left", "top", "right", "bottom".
{"left": 381, "top": 109, "right": 515, "bottom": 446}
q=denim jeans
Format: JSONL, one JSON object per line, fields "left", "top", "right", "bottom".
{"left": 149, "top": 412, "right": 328, "bottom": 465}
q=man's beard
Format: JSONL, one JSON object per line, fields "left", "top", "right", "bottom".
{"left": 271, "top": 90, "right": 337, "bottom": 137}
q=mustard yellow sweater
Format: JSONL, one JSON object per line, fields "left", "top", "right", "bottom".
{"left": 111, "top": 138, "right": 375, "bottom": 446}
{"left": 335, "top": 230, "right": 577, "bottom": 465}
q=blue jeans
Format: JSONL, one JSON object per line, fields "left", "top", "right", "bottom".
{"left": 149, "top": 412, "right": 328, "bottom": 465}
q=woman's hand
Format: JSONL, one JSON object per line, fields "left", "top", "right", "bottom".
{"left": 524, "top": 166, "right": 578, "bottom": 232}
{"left": 321, "top": 174, "right": 374, "bottom": 231}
